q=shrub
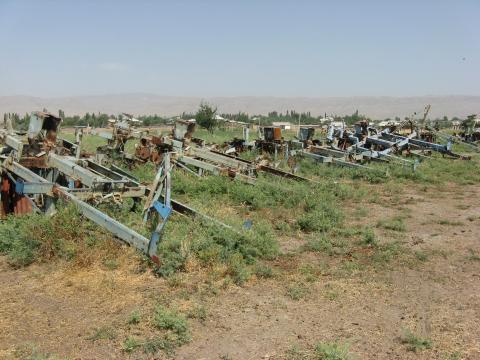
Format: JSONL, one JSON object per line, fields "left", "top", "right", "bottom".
{"left": 306, "top": 236, "right": 333, "bottom": 253}
{"left": 156, "top": 237, "right": 187, "bottom": 277}
{"left": 376, "top": 217, "right": 406, "bottom": 232}
{"left": 127, "top": 310, "right": 141, "bottom": 325}
{"left": 360, "top": 228, "right": 378, "bottom": 247}
{"left": 153, "top": 305, "right": 190, "bottom": 345}
{"left": 0, "top": 204, "right": 101, "bottom": 267}
{"left": 401, "top": 329, "right": 432, "bottom": 352}
{"left": 143, "top": 336, "right": 177, "bottom": 355}
{"left": 87, "top": 326, "right": 116, "bottom": 341}
{"left": 297, "top": 204, "right": 344, "bottom": 233}
{"left": 0, "top": 214, "right": 45, "bottom": 266}
{"left": 314, "top": 342, "right": 351, "bottom": 360}
{"left": 254, "top": 263, "right": 274, "bottom": 278}
{"left": 226, "top": 253, "right": 251, "bottom": 285}
{"left": 286, "top": 284, "right": 310, "bottom": 300}
{"left": 187, "top": 304, "right": 207, "bottom": 322}
{"left": 123, "top": 337, "right": 141, "bottom": 353}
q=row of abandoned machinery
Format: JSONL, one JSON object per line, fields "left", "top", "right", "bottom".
{"left": 0, "top": 109, "right": 476, "bottom": 264}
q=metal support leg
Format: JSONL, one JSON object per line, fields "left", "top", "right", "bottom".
{"left": 142, "top": 153, "right": 173, "bottom": 263}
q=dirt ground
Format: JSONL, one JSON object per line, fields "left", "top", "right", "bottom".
{"left": 1, "top": 184, "right": 479, "bottom": 360}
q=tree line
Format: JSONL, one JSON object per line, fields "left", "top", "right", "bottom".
{"left": 3, "top": 106, "right": 473, "bottom": 132}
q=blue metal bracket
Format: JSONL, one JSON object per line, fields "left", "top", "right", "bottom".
{"left": 15, "top": 179, "right": 24, "bottom": 194}
{"left": 152, "top": 200, "right": 172, "bottom": 220}
{"left": 147, "top": 201, "right": 172, "bottom": 264}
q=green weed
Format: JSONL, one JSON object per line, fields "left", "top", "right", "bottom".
{"left": 371, "top": 241, "right": 403, "bottom": 267}
{"left": 467, "top": 248, "right": 480, "bottom": 261}
{"left": 153, "top": 305, "right": 191, "bottom": 345}
{"left": 286, "top": 283, "right": 310, "bottom": 300}
{"left": 0, "top": 204, "right": 104, "bottom": 267}
{"left": 414, "top": 250, "right": 428, "bottom": 262}
{"left": 297, "top": 203, "right": 344, "bottom": 233}
{"left": 284, "top": 344, "right": 307, "bottom": 360}
{"left": 352, "top": 207, "right": 368, "bottom": 219}
{"left": 401, "top": 329, "right": 432, "bottom": 352}
{"left": 376, "top": 216, "right": 406, "bottom": 232}
{"left": 444, "top": 351, "right": 461, "bottom": 360}
{"left": 187, "top": 304, "right": 207, "bottom": 322}
{"left": 314, "top": 342, "right": 351, "bottom": 360}
{"left": 359, "top": 227, "right": 378, "bottom": 247}
{"left": 142, "top": 336, "right": 177, "bottom": 356}
{"left": 123, "top": 337, "right": 141, "bottom": 353}
{"left": 436, "top": 219, "right": 464, "bottom": 226}
{"left": 306, "top": 236, "right": 333, "bottom": 253}
{"left": 127, "top": 309, "right": 141, "bottom": 325}
{"left": 87, "top": 326, "right": 117, "bottom": 341}
{"left": 254, "top": 263, "right": 275, "bottom": 278}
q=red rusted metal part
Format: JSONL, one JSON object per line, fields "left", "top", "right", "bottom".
{"left": 151, "top": 136, "right": 163, "bottom": 145}
{"left": 150, "top": 255, "right": 160, "bottom": 265}
{"left": 13, "top": 195, "right": 32, "bottom": 215}
{"left": 150, "top": 150, "right": 161, "bottom": 164}
{"left": 227, "top": 168, "right": 237, "bottom": 179}
{"left": 0, "top": 175, "right": 33, "bottom": 216}
{"left": 135, "top": 146, "right": 151, "bottom": 160}
{"left": 19, "top": 156, "right": 48, "bottom": 168}
{"left": 1, "top": 175, "right": 11, "bottom": 217}
{"left": 273, "top": 127, "right": 282, "bottom": 141}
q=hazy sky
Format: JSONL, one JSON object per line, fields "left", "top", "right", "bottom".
{"left": 0, "top": 0, "right": 478, "bottom": 97}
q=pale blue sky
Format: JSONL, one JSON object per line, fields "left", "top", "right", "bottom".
{"left": 0, "top": 0, "right": 478, "bottom": 97}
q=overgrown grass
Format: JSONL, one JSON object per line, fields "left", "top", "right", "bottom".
{"left": 60, "top": 133, "right": 107, "bottom": 153}
{"left": 157, "top": 170, "right": 364, "bottom": 283}
{"left": 304, "top": 225, "right": 408, "bottom": 271}
{"left": 157, "top": 216, "right": 279, "bottom": 283}
{"left": 295, "top": 144, "right": 480, "bottom": 187}
{"left": 5, "top": 128, "right": 476, "bottom": 357}
{"left": 195, "top": 127, "right": 244, "bottom": 144}
{"left": 0, "top": 203, "right": 111, "bottom": 267}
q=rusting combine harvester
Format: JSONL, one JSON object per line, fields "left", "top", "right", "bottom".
{"left": 0, "top": 111, "right": 172, "bottom": 263}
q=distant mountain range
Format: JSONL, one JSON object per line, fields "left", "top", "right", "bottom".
{"left": 0, "top": 94, "right": 478, "bottom": 119}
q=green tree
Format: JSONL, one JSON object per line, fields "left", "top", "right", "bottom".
{"left": 195, "top": 102, "right": 218, "bottom": 133}
{"left": 462, "top": 114, "right": 476, "bottom": 132}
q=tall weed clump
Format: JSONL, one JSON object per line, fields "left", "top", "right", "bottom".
{"left": 0, "top": 203, "right": 105, "bottom": 267}
{"left": 0, "top": 214, "right": 43, "bottom": 266}
{"left": 296, "top": 186, "right": 345, "bottom": 233}
{"left": 165, "top": 170, "right": 364, "bottom": 283}
{"left": 157, "top": 215, "right": 278, "bottom": 284}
